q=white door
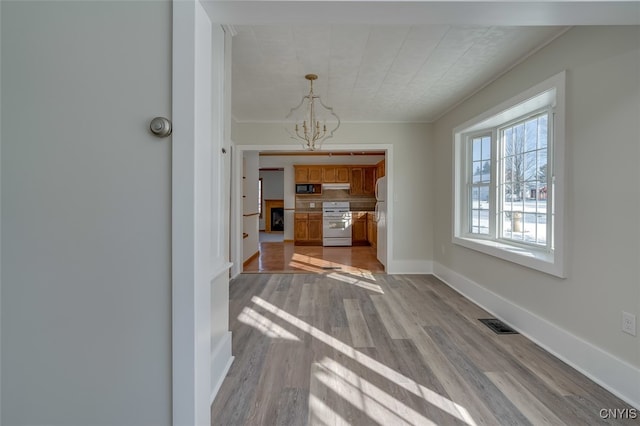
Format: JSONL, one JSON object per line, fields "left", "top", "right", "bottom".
{"left": 1, "top": 2, "right": 176, "bottom": 424}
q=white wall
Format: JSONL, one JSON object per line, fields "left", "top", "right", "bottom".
{"left": 258, "top": 170, "right": 284, "bottom": 230}
{"left": 1, "top": 2, "right": 172, "bottom": 424}
{"left": 433, "top": 26, "right": 640, "bottom": 405}
{"left": 233, "top": 122, "right": 434, "bottom": 272}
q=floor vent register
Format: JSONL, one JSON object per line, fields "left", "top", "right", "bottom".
{"left": 478, "top": 318, "right": 519, "bottom": 335}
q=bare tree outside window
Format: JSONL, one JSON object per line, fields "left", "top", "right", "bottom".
{"left": 500, "top": 113, "right": 549, "bottom": 245}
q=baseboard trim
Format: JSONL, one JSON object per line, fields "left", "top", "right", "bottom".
{"left": 433, "top": 262, "right": 640, "bottom": 409}
{"left": 242, "top": 250, "right": 259, "bottom": 267}
{"left": 387, "top": 260, "right": 433, "bottom": 275}
{"left": 210, "top": 331, "right": 234, "bottom": 405}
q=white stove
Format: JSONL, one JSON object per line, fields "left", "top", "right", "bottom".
{"left": 322, "top": 201, "right": 352, "bottom": 246}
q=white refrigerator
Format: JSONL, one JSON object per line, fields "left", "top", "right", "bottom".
{"left": 375, "top": 176, "right": 387, "bottom": 269}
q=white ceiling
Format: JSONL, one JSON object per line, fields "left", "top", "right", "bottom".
{"left": 218, "top": 1, "right": 639, "bottom": 124}
{"left": 231, "top": 25, "right": 567, "bottom": 123}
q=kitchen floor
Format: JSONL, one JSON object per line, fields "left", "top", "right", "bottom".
{"left": 244, "top": 240, "right": 384, "bottom": 274}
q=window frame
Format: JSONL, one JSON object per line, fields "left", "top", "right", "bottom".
{"left": 495, "top": 106, "right": 553, "bottom": 250}
{"left": 453, "top": 71, "right": 566, "bottom": 278}
{"left": 462, "top": 130, "right": 496, "bottom": 239}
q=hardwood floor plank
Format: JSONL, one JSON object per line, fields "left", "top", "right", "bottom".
{"left": 308, "top": 363, "right": 337, "bottom": 426}
{"left": 212, "top": 274, "right": 636, "bottom": 426}
{"left": 328, "top": 286, "right": 349, "bottom": 328}
{"left": 370, "top": 294, "right": 409, "bottom": 339}
{"left": 245, "top": 341, "right": 305, "bottom": 425}
{"left": 244, "top": 241, "right": 384, "bottom": 273}
{"left": 485, "top": 371, "right": 566, "bottom": 425}
{"left": 297, "top": 283, "right": 314, "bottom": 316}
{"left": 491, "top": 335, "right": 582, "bottom": 397}
{"left": 343, "top": 299, "right": 375, "bottom": 348}
{"left": 426, "top": 325, "right": 533, "bottom": 425}
{"left": 280, "top": 274, "right": 302, "bottom": 314}
{"left": 275, "top": 388, "right": 309, "bottom": 426}
{"left": 210, "top": 329, "right": 270, "bottom": 425}
{"left": 406, "top": 326, "right": 502, "bottom": 425}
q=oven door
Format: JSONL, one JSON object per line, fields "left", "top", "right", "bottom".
{"left": 323, "top": 215, "right": 351, "bottom": 238}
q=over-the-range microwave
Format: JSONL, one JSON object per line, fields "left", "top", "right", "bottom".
{"left": 295, "top": 184, "right": 316, "bottom": 194}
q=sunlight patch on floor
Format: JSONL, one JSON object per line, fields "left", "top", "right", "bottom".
{"left": 315, "top": 357, "right": 438, "bottom": 425}
{"left": 251, "top": 296, "right": 476, "bottom": 425}
{"left": 237, "top": 306, "right": 300, "bottom": 341}
{"left": 308, "top": 393, "right": 349, "bottom": 426}
{"left": 327, "top": 272, "right": 384, "bottom": 294}
{"left": 288, "top": 260, "right": 327, "bottom": 273}
{"left": 290, "top": 253, "right": 375, "bottom": 276}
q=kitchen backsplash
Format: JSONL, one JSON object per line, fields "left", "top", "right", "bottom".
{"left": 295, "top": 189, "right": 376, "bottom": 211}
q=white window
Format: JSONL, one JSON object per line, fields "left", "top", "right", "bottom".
{"left": 453, "top": 72, "right": 565, "bottom": 277}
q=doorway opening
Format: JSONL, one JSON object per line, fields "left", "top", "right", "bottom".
{"left": 234, "top": 146, "right": 392, "bottom": 276}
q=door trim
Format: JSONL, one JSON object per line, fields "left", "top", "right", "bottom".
{"left": 231, "top": 144, "right": 393, "bottom": 276}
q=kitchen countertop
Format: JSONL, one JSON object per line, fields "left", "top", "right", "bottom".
{"left": 294, "top": 209, "right": 322, "bottom": 213}
{"left": 294, "top": 209, "right": 374, "bottom": 213}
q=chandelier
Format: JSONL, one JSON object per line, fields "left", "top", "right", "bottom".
{"left": 286, "top": 74, "right": 340, "bottom": 151}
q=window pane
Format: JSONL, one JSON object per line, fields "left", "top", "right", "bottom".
{"left": 470, "top": 184, "right": 489, "bottom": 234}
{"left": 482, "top": 137, "right": 491, "bottom": 160}
{"left": 524, "top": 151, "right": 537, "bottom": 181}
{"left": 472, "top": 138, "right": 482, "bottom": 162}
{"left": 499, "top": 112, "right": 549, "bottom": 247}
{"left": 472, "top": 160, "right": 490, "bottom": 183}
{"left": 537, "top": 115, "right": 548, "bottom": 149}
{"left": 472, "top": 161, "right": 482, "bottom": 183}
{"left": 468, "top": 135, "right": 491, "bottom": 235}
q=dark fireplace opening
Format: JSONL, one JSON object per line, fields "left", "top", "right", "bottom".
{"left": 271, "top": 207, "right": 284, "bottom": 231}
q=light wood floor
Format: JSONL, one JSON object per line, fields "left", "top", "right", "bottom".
{"left": 244, "top": 241, "right": 384, "bottom": 274}
{"left": 211, "top": 273, "right": 635, "bottom": 425}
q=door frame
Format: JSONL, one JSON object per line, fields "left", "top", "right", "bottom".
{"left": 230, "top": 144, "right": 394, "bottom": 277}
{"left": 172, "top": 1, "right": 227, "bottom": 424}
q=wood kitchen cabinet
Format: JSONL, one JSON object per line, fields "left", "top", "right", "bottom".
{"left": 323, "top": 166, "right": 336, "bottom": 182}
{"left": 350, "top": 168, "right": 364, "bottom": 195}
{"left": 335, "top": 166, "right": 350, "bottom": 183}
{"left": 376, "top": 159, "right": 385, "bottom": 179}
{"left": 363, "top": 167, "right": 376, "bottom": 195}
{"left": 350, "top": 166, "right": 376, "bottom": 196}
{"left": 294, "top": 212, "right": 323, "bottom": 245}
{"left": 294, "top": 166, "right": 323, "bottom": 183}
{"left": 367, "top": 211, "right": 377, "bottom": 248}
{"left": 352, "top": 212, "right": 368, "bottom": 245}
{"left": 294, "top": 213, "right": 308, "bottom": 241}
{"left": 308, "top": 213, "right": 323, "bottom": 242}
{"left": 323, "top": 166, "right": 350, "bottom": 183}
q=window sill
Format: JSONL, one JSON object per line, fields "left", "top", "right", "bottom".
{"left": 453, "top": 236, "right": 565, "bottom": 278}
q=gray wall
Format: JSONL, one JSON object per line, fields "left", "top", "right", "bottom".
{"left": 433, "top": 26, "right": 640, "bottom": 369}
{"left": 233, "top": 122, "right": 435, "bottom": 266}
{"left": 1, "top": 2, "right": 172, "bottom": 424}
